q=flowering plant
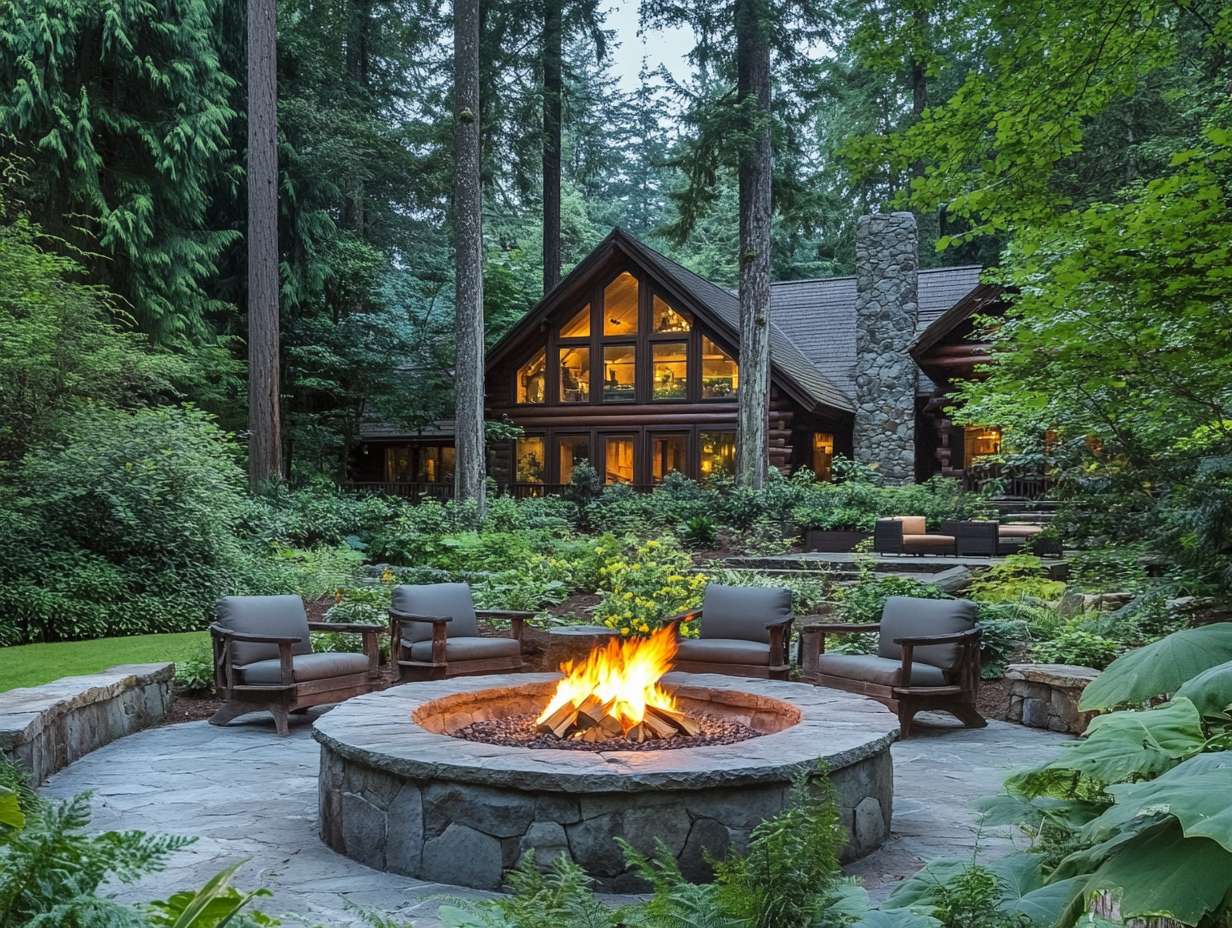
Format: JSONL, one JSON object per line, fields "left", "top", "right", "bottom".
{"left": 591, "top": 538, "right": 706, "bottom": 637}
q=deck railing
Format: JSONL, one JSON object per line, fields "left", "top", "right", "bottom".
{"left": 962, "top": 463, "right": 1054, "bottom": 500}
{"left": 347, "top": 481, "right": 655, "bottom": 500}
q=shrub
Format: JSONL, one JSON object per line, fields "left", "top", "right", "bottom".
{"left": 1030, "top": 624, "right": 1122, "bottom": 669}
{"left": 838, "top": 576, "right": 945, "bottom": 624}
{"left": 174, "top": 641, "right": 215, "bottom": 693}
{"left": 592, "top": 538, "right": 706, "bottom": 637}
{"left": 966, "top": 555, "right": 1066, "bottom": 604}
{"left": 790, "top": 475, "right": 989, "bottom": 532}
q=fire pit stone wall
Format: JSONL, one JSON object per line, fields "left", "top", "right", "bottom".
{"left": 313, "top": 672, "right": 898, "bottom": 892}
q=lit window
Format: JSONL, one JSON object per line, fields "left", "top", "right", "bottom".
{"left": 603, "top": 273, "right": 639, "bottom": 335}
{"left": 652, "top": 342, "right": 687, "bottom": 400}
{"left": 812, "top": 433, "right": 834, "bottom": 482}
{"left": 385, "top": 447, "right": 412, "bottom": 482}
{"left": 701, "top": 337, "right": 738, "bottom": 398}
{"left": 604, "top": 435, "right": 635, "bottom": 484}
{"left": 515, "top": 437, "right": 546, "bottom": 483}
{"left": 418, "top": 445, "right": 455, "bottom": 483}
{"left": 558, "top": 347, "right": 590, "bottom": 403}
{"left": 560, "top": 305, "right": 590, "bottom": 338}
{"left": 963, "top": 427, "right": 1001, "bottom": 468}
{"left": 557, "top": 436, "right": 589, "bottom": 484}
{"left": 651, "top": 434, "right": 687, "bottom": 482}
{"left": 602, "top": 345, "right": 636, "bottom": 401}
{"left": 517, "top": 348, "right": 547, "bottom": 404}
{"left": 699, "top": 430, "right": 735, "bottom": 477}
{"left": 652, "top": 295, "right": 689, "bottom": 333}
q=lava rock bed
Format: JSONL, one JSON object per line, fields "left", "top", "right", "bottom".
{"left": 452, "top": 711, "right": 763, "bottom": 751}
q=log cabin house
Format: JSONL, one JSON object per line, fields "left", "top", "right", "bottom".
{"left": 351, "top": 214, "right": 1017, "bottom": 495}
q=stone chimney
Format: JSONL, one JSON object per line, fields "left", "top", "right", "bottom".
{"left": 852, "top": 212, "right": 919, "bottom": 485}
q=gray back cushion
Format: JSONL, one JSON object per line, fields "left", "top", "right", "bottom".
{"left": 878, "top": 596, "right": 977, "bottom": 670}
{"left": 700, "top": 584, "right": 792, "bottom": 643}
{"left": 391, "top": 583, "right": 479, "bottom": 643}
{"left": 216, "top": 595, "right": 312, "bottom": 666}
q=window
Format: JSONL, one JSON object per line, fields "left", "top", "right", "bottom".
{"left": 651, "top": 434, "right": 687, "bottom": 483}
{"left": 515, "top": 436, "right": 546, "bottom": 483}
{"left": 603, "top": 273, "right": 639, "bottom": 335}
{"left": 652, "top": 342, "right": 688, "bottom": 400}
{"left": 699, "top": 430, "right": 735, "bottom": 477}
{"left": 557, "top": 436, "right": 590, "bottom": 484}
{"left": 603, "top": 435, "right": 635, "bottom": 484}
{"left": 602, "top": 345, "right": 636, "bottom": 401}
{"left": 811, "top": 433, "right": 834, "bottom": 483}
{"left": 652, "top": 295, "right": 689, "bottom": 333}
{"left": 560, "top": 304, "right": 590, "bottom": 338}
{"left": 963, "top": 427, "right": 1001, "bottom": 468}
{"left": 517, "top": 348, "right": 547, "bottom": 404}
{"left": 701, "top": 337, "right": 738, "bottom": 398}
{"left": 385, "top": 447, "right": 412, "bottom": 482}
{"left": 558, "top": 347, "right": 590, "bottom": 402}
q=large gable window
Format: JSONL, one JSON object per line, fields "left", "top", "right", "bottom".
{"left": 560, "top": 304, "right": 590, "bottom": 338}
{"left": 517, "top": 348, "right": 547, "bottom": 404}
{"left": 653, "top": 295, "right": 689, "bottom": 333}
{"left": 701, "top": 336, "right": 738, "bottom": 399}
{"left": 652, "top": 342, "right": 687, "bottom": 400}
{"left": 603, "top": 272, "right": 639, "bottom": 335}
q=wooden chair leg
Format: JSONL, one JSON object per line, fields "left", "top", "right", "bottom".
{"left": 208, "top": 701, "right": 251, "bottom": 727}
{"left": 950, "top": 704, "right": 988, "bottom": 729}
{"left": 270, "top": 704, "right": 291, "bottom": 737}
{"left": 898, "top": 703, "right": 915, "bottom": 739}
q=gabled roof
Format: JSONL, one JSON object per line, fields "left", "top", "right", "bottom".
{"left": 909, "top": 282, "right": 1008, "bottom": 360}
{"left": 487, "top": 228, "right": 855, "bottom": 414}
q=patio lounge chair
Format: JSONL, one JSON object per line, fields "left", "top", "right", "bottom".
{"left": 665, "top": 584, "right": 794, "bottom": 680}
{"left": 210, "top": 595, "right": 381, "bottom": 736}
{"left": 389, "top": 582, "right": 531, "bottom": 682}
{"left": 873, "top": 517, "right": 957, "bottom": 556}
{"left": 798, "top": 596, "right": 984, "bottom": 737}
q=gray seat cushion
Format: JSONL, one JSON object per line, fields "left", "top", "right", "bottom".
{"left": 216, "top": 595, "right": 313, "bottom": 666}
{"left": 878, "top": 596, "right": 977, "bottom": 671}
{"left": 408, "top": 636, "right": 521, "bottom": 663}
{"left": 392, "top": 583, "right": 480, "bottom": 642}
{"left": 675, "top": 638, "right": 772, "bottom": 666}
{"left": 699, "top": 585, "right": 791, "bottom": 643}
{"left": 240, "top": 651, "right": 370, "bottom": 685}
{"left": 813, "top": 653, "right": 948, "bottom": 688}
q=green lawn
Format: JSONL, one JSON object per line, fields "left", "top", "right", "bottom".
{"left": 0, "top": 632, "right": 208, "bottom": 693}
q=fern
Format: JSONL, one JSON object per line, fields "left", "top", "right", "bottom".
{"left": 616, "top": 838, "right": 743, "bottom": 928}
{"left": 0, "top": 791, "right": 195, "bottom": 927}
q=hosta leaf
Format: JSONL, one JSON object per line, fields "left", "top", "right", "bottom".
{"left": 1079, "top": 819, "right": 1232, "bottom": 926}
{"left": 883, "top": 858, "right": 969, "bottom": 910}
{"left": 1083, "top": 752, "right": 1232, "bottom": 852}
{"left": 1174, "top": 660, "right": 1232, "bottom": 720}
{"left": 976, "top": 792, "right": 1105, "bottom": 829}
{"left": 853, "top": 911, "right": 942, "bottom": 928}
{"left": 1041, "top": 698, "right": 1205, "bottom": 784}
{"left": 1080, "top": 625, "right": 1232, "bottom": 710}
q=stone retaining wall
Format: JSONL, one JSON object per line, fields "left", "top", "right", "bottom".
{"left": 1005, "top": 663, "right": 1099, "bottom": 734}
{"left": 0, "top": 663, "right": 173, "bottom": 783}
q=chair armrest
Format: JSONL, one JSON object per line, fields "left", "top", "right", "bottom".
{"left": 663, "top": 608, "right": 703, "bottom": 635}
{"left": 767, "top": 615, "right": 795, "bottom": 667}
{"left": 765, "top": 613, "right": 795, "bottom": 630}
{"left": 475, "top": 610, "right": 537, "bottom": 620}
{"left": 307, "top": 622, "right": 385, "bottom": 634}
{"left": 209, "top": 623, "right": 303, "bottom": 645}
{"left": 892, "top": 628, "right": 982, "bottom": 647}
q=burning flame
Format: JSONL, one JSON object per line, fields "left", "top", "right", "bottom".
{"left": 537, "top": 626, "right": 679, "bottom": 732}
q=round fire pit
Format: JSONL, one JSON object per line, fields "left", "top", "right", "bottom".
{"left": 314, "top": 672, "right": 897, "bottom": 891}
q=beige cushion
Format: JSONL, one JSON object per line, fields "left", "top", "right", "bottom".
{"left": 878, "top": 596, "right": 977, "bottom": 670}
{"left": 392, "top": 583, "right": 479, "bottom": 642}
{"left": 408, "top": 636, "right": 520, "bottom": 663}
{"left": 999, "top": 524, "right": 1044, "bottom": 538}
{"left": 699, "top": 585, "right": 791, "bottom": 643}
{"left": 240, "top": 651, "right": 369, "bottom": 685}
{"left": 902, "top": 534, "right": 956, "bottom": 547}
{"left": 216, "top": 596, "right": 313, "bottom": 666}
{"left": 893, "top": 516, "right": 927, "bottom": 536}
{"left": 675, "top": 638, "right": 772, "bottom": 665}
{"left": 814, "top": 653, "right": 947, "bottom": 687}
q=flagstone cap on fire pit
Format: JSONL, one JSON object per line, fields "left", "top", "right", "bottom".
{"left": 312, "top": 672, "right": 899, "bottom": 793}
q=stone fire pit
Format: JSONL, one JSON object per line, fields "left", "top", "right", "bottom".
{"left": 313, "top": 672, "right": 898, "bottom": 891}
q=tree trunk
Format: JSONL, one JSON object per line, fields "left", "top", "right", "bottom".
{"left": 734, "top": 0, "right": 771, "bottom": 489}
{"left": 542, "top": 0, "right": 563, "bottom": 294}
{"left": 248, "top": 0, "right": 282, "bottom": 489}
{"left": 454, "top": 0, "right": 486, "bottom": 513}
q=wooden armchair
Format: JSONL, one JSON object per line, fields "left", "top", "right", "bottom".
{"left": 389, "top": 582, "right": 530, "bottom": 682}
{"left": 210, "top": 595, "right": 381, "bottom": 736}
{"left": 798, "top": 596, "right": 984, "bottom": 737}
{"left": 665, "top": 584, "right": 794, "bottom": 680}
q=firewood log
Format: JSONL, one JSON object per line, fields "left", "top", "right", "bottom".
{"left": 646, "top": 705, "right": 702, "bottom": 737}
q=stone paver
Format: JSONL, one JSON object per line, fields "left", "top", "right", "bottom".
{"left": 41, "top": 706, "right": 1069, "bottom": 924}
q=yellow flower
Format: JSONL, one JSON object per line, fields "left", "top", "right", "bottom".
{"left": 639, "top": 624, "right": 650, "bottom": 633}
{"left": 621, "top": 627, "right": 630, "bottom": 635}
{"left": 645, "top": 540, "right": 659, "bottom": 548}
